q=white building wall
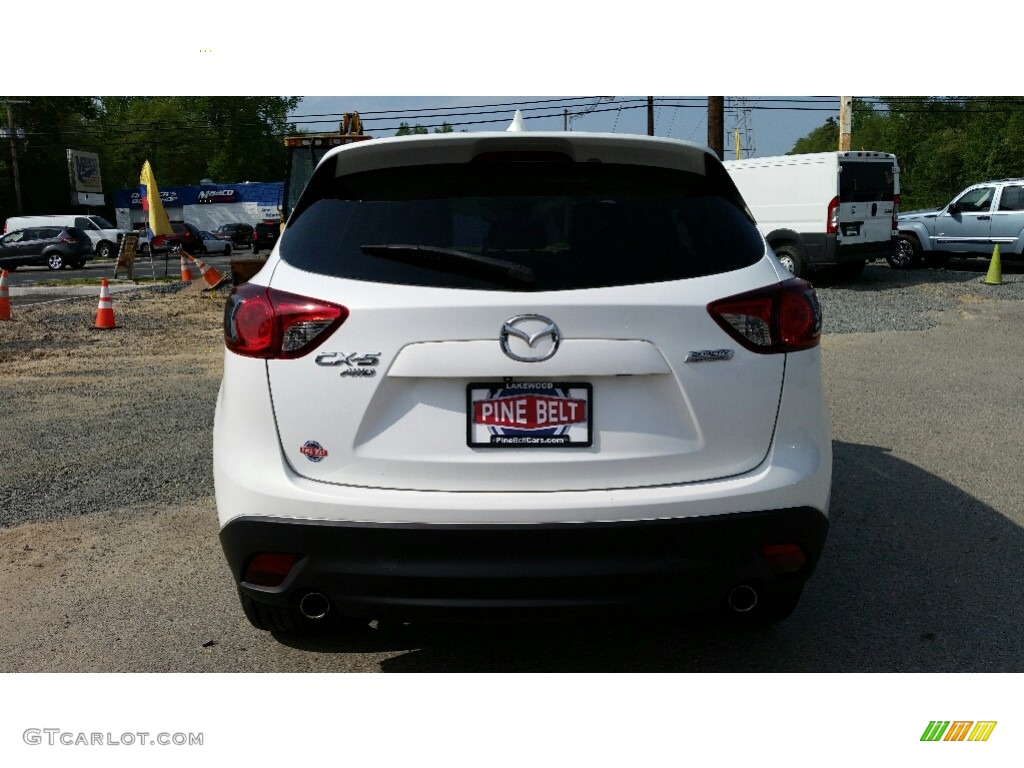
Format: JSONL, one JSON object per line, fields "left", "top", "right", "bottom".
{"left": 117, "top": 202, "right": 281, "bottom": 232}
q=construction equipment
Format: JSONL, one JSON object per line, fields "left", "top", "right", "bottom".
{"left": 281, "top": 112, "right": 371, "bottom": 221}
{"left": 229, "top": 113, "right": 371, "bottom": 287}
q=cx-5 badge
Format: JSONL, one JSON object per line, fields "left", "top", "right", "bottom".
{"left": 315, "top": 352, "right": 381, "bottom": 377}
{"left": 500, "top": 314, "right": 561, "bottom": 362}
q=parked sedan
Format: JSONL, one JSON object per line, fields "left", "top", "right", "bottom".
{"left": 0, "top": 226, "right": 93, "bottom": 270}
{"left": 199, "top": 230, "right": 232, "bottom": 255}
{"left": 151, "top": 222, "right": 205, "bottom": 254}
{"left": 214, "top": 223, "right": 253, "bottom": 246}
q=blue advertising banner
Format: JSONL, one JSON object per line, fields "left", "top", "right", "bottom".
{"left": 114, "top": 182, "right": 282, "bottom": 209}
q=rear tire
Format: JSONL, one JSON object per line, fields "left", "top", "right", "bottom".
{"left": 97, "top": 241, "right": 114, "bottom": 260}
{"left": 772, "top": 244, "right": 805, "bottom": 278}
{"left": 46, "top": 253, "right": 65, "bottom": 270}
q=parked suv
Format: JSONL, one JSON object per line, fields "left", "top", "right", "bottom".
{"left": 896, "top": 178, "right": 1024, "bottom": 268}
{"left": 249, "top": 221, "right": 281, "bottom": 254}
{"left": 214, "top": 223, "right": 254, "bottom": 246}
{"left": 150, "top": 222, "right": 204, "bottom": 254}
{"left": 0, "top": 226, "right": 93, "bottom": 270}
{"left": 3, "top": 214, "right": 126, "bottom": 260}
{"left": 215, "top": 128, "right": 832, "bottom": 633}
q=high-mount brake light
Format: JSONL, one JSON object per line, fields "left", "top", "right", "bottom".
{"left": 224, "top": 284, "right": 348, "bottom": 359}
{"left": 707, "top": 278, "right": 822, "bottom": 354}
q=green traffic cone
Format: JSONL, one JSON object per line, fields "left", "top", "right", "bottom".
{"left": 983, "top": 244, "right": 1003, "bottom": 285}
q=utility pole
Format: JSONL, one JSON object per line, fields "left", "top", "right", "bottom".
{"left": 647, "top": 97, "right": 655, "bottom": 136}
{"left": 839, "top": 96, "right": 853, "bottom": 151}
{"left": 1, "top": 99, "right": 29, "bottom": 215}
{"left": 707, "top": 97, "right": 724, "bottom": 159}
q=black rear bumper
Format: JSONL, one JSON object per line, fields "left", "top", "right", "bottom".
{"left": 221, "top": 508, "right": 828, "bottom": 623}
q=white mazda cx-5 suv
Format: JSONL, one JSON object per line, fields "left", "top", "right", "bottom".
{"left": 214, "top": 126, "right": 832, "bottom": 632}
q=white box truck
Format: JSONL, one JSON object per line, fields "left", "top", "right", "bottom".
{"left": 724, "top": 151, "right": 900, "bottom": 279}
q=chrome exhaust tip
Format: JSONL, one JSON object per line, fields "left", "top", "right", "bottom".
{"left": 727, "top": 584, "right": 759, "bottom": 613}
{"left": 298, "top": 592, "right": 331, "bottom": 620}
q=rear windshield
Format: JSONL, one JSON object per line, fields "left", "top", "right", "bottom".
{"left": 839, "top": 160, "right": 895, "bottom": 203}
{"left": 281, "top": 158, "right": 764, "bottom": 291}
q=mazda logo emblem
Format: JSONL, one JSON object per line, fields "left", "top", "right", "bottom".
{"left": 499, "top": 314, "right": 561, "bottom": 362}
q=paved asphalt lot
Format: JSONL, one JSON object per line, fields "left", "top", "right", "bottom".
{"left": 0, "top": 261, "right": 1022, "bottom": 672}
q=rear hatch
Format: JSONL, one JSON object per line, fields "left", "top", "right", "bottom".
{"left": 251, "top": 134, "right": 790, "bottom": 493}
{"left": 837, "top": 155, "right": 898, "bottom": 246}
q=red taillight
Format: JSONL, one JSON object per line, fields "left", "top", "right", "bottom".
{"left": 707, "top": 278, "right": 822, "bottom": 354}
{"left": 243, "top": 552, "right": 299, "bottom": 587}
{"left": 826, "top": 195, "right": 839, "bottom": 234}
{"left": 224, "top": 284, "right": 348, "bottom": 359}
{"left": 59, "top": 236, "right": 74, "bottom": 243}
{"left": 892, "top": 194, "right": 901, "bottom": 230}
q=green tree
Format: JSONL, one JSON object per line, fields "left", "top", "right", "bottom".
{"left": 395, "top": 122, "right": 456, "bottom": 135}
{"left": 787, "top": 97, "right": 1024, "bottom": 210}
{"left": 1, "top": 96, "right": 299, "bottom": 222}
{"left": 0, "top": 96, "right": 99, "bottom": 216}
{"left": 95, "top": 96, "right": 299, "bottom": 189}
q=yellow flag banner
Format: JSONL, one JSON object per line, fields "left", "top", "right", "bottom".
{"left": 140, "top": 160, "right": 174, "bottom": 238}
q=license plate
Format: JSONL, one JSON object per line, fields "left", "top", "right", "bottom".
{"left": 841, "top": 222, "right": 862, "bottom": 237}
{"left": 467, "top": 382, "right": 593, "bottom": 448}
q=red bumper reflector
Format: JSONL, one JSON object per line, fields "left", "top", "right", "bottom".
{"left": 243, "top": 553, "right": 299, "bottom": 586}
{"left": 760, "top": 544, "right": 807, "bottom": 574}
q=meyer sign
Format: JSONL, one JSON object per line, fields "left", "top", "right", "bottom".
{"left": 197, "top": 189, "right": 238, "bottom": 202}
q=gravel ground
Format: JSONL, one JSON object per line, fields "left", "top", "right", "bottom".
{"left": 0, "top": 281, "right": 224, "bottom": 529}
{"left": 816, "top": 259, "right": 1024, "bottom": 333}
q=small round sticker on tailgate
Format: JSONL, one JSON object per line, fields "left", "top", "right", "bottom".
{"left": 300, "top": 441, "right": 329, "bottom": 462}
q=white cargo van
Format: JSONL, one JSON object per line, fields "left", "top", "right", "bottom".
{"left": 3, "top": 214, "right": 127, "bottom": 260}
{"left": 724, "top": 151, "right": 900, "bottom": 279}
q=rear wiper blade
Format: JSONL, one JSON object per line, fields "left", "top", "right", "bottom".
{"left": 361, "top": 244, "right": 535, "bottom": 287}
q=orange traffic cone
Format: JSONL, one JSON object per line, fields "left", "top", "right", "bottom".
{"left": 180, "top": 253, "right": 194, "bottom": 283}
{"left": 185, "top": 252, "right": 226, "bottom": 289}
{"left": 0, "top": 269, "right": 11, "bottom": 321}
{"left": 93, "top": 279, "right": 117, "bottom": 329}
